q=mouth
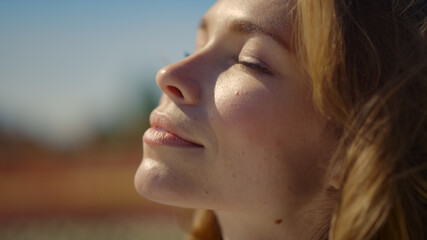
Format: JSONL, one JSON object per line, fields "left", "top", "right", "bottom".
{"left": 143, "top": 112, "right": 204, "bottom": 148}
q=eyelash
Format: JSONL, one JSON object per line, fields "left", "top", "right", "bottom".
{"left": 233, "top": 57, "right": 271, "bottom": 74}
{"left": 185, "top": 52, "right": 271, "bottom": 74}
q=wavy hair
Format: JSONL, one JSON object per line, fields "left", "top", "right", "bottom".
{"left": 296, "top": 1, "right": 427, "bottom": 239}
{"left": 187, "top": 0, "right": 427, "bottom": 239}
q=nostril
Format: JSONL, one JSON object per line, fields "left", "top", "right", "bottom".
{"left": 167, "top": 86, "right": 184, "bottom": 99}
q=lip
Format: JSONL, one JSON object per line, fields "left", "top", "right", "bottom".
{"left": 143, "top": 111, "right": 204, "bottom": 148}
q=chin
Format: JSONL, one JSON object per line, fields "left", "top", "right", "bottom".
{"left": 134, "top": 155, "right": 211, "bottom": 209}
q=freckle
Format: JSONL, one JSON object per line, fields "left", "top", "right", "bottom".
{"left": 275, "top": 219, "right": 282, "bottom": 224}
{"left": 232, "top": 173, "right": 236, "bottom": 178}
{"left": 205, "top": 190, "right": 209, "bottom": 194}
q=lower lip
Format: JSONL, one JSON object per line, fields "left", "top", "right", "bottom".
{"left": 143, "top": 127, "right": 203, "bottom": 148}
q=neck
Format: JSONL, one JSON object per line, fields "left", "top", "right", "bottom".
{"left": 214, "top": 207, "right": 328, "bottom": 240}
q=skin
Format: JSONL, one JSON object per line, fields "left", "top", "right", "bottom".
{"left": 135, "top": 0, "right": 336, "bottom": 239}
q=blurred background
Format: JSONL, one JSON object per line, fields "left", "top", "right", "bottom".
{"left": 0, "top": 0, "right": 214, "bottom": 239}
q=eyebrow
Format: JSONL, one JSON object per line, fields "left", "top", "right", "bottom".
{"left": 199, "top": 18, "right": 289, "bottom": 50}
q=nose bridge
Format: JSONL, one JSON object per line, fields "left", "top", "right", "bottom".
{"left": 156, "top": 49, "right": 212, "bottom": 105}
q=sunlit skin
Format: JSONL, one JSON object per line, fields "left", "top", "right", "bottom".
{"left": 135, "top": 0, "right": 337, "bottom": 239}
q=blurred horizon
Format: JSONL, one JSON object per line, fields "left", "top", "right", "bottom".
{"left": 0, "top": 1, "right": 214, "bottom": 239}
{"left": 0, "top": 0, "right": 214, "bottom": 150}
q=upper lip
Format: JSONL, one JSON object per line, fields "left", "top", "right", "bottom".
{"left": 149, "top": 110, "right": 204, "bottom": 147}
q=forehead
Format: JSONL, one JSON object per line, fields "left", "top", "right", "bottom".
{"left": 206, "top": 0, "right": 293, "bottom": 27}
{"left": 204, "top": 0, "right": 294, "bottom": 42}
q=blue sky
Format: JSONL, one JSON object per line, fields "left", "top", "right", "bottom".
{"left": 0, "top": 0, "right": 214, "bottom": 148}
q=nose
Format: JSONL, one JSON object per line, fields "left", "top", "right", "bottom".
{"left": 156, "top": 56, "right": 203, "bottom": 105}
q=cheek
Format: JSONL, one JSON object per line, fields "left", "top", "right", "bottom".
{"left": 213, "top": 79, "right": 272, "bottom": 140}
{"left": 212, "top": 77, "right": 298, "bottom": 148}
{"left": 210, "top": 76, "right": 328, "bottom": 205}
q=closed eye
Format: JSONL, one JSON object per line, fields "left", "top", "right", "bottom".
{"left": 233, "top": 57, "right": 271, "bottom": 74}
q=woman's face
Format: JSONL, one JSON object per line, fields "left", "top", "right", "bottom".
{"left": 135, "top": 0, "right": 331, "bottom": 219}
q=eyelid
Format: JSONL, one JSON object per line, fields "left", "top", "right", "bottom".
{"left": 234, "top": 55, "right": 271, "bottom": 74}
{"left": 239, "top": 55, "right": 267, "bottom": 68}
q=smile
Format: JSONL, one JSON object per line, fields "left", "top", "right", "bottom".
{"left": 143, "top": 112, "right": 204, "bottom": 148}
{"left": 143, "top": 127, "right": 203, "bottom": 147}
